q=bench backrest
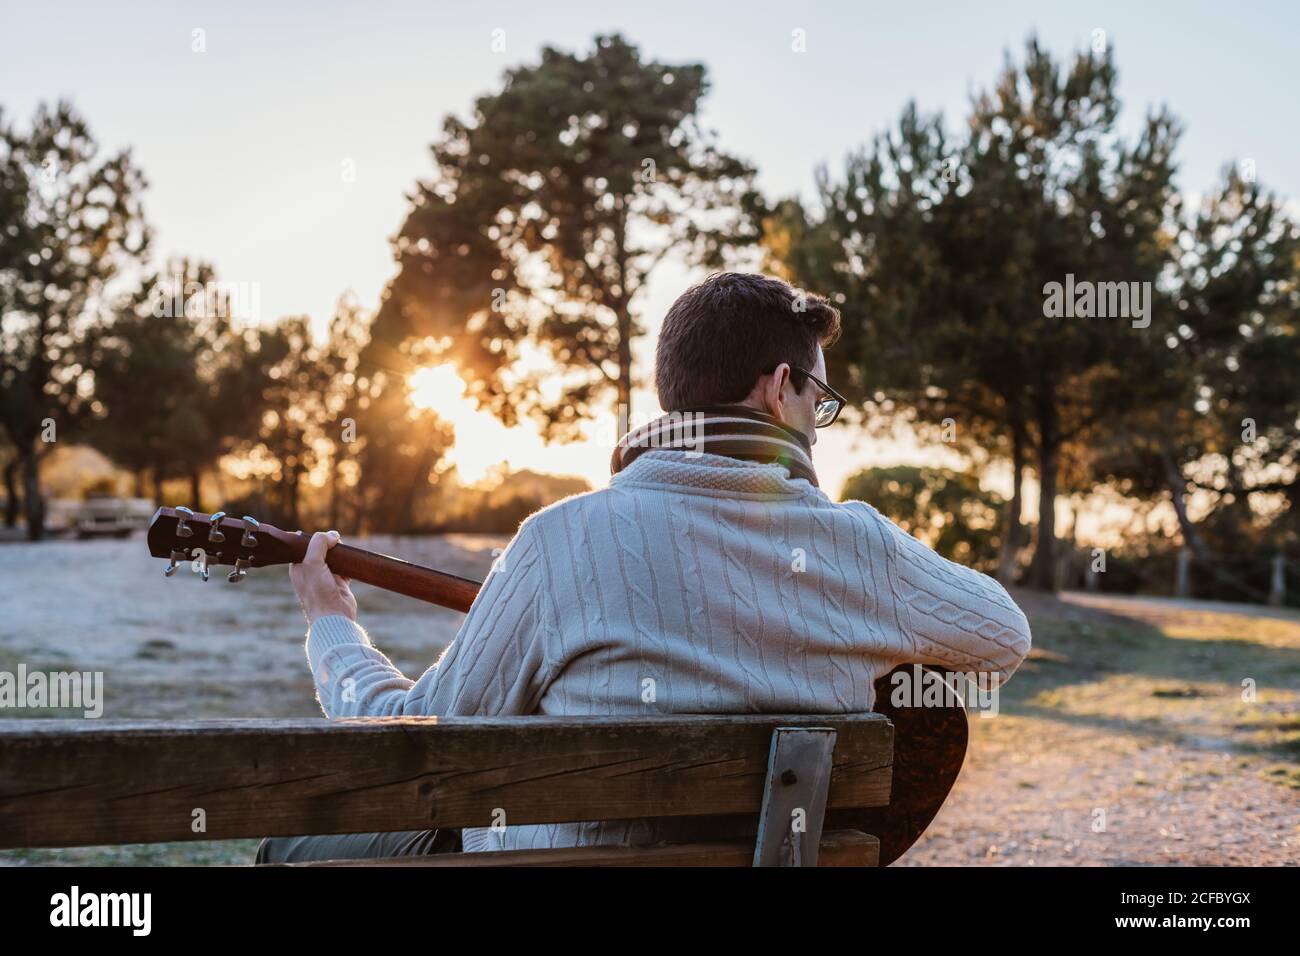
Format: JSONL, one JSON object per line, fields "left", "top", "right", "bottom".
{"left": 0, "top": 713, "right": 893, "bottom": 858}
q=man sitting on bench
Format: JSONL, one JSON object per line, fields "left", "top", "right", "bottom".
{"left": 257, "top": 271, "right": 1032, "bottom": 863}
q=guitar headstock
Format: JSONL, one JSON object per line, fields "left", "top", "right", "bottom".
{"left": 147, "top": 507, "right": 307, "bottom": 582}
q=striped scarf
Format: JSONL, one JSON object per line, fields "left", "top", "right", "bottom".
{"left": 610, "top": 405, "right": 819, "bottom": 487}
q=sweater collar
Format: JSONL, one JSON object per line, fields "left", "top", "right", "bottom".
{"left": 611, "top": 448, "right": 818, "bottom": 497}
{"left": 610, "top": 404, "right": 819, "bottom": 487}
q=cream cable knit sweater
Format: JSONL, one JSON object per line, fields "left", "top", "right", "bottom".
{"left": 304, "top": 450, "right": 1032, "bottom": 852}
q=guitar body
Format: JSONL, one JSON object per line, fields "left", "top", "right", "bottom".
{"left": 842, "top": 665, "right": 968, "bottom": 866}
{"left": 148, "top": 507, "right": 968, "bottom": 864}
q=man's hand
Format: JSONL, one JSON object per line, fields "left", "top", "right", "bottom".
{"left": 290, "top": 530, "right": 358, "bottom": 625}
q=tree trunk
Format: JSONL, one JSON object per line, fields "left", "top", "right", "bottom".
{"left": 291, "top": 470, "right": 302, "bottom": 529}
{"left": 327, "top": 453, "right": 342, "bottom": 531}
{"left": 1027, "top": 390, "right": 1059, "bottom": 591}
{"left": 997, "top": 416, "right": 1028, "bottom": 585}
{"left": 1056, "top": 503, "right": 1078, "bottom": 591}
{"left": 613, "top": 199, "right": 633, "bottom": 435}
{"left": 283, "top": 462, "right": 302, "bottom": 531}
{"left": 189, "top": 471, "right": 202, "bottom": 511}
{"left": 22, "top": 449, "right": 46, "bottom": 542}
{"left": 616, "top": 318, "right": 632, "bottom": 434}
{"left": 393, "top": 440, "right": 438, "bottom": 533}
{"left": 3, "top": 458, "right": 20, "bottom": 528}
{"left": 153, "top": 464, "right": 167, "bottom": 507}
{"left": 1162, "top": 451, "right": 1209, "bottom": 561}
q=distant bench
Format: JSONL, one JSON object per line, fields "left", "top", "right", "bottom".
{"left": 0, "top": 668, "right": 967, "bottom": 867}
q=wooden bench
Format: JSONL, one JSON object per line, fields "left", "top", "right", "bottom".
{"left": 0, "top": 669, "right": 967, "bottom": 867}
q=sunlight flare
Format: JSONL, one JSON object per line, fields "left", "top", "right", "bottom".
{"left": 408, "top": 364, "right": 468, "bottom": 412}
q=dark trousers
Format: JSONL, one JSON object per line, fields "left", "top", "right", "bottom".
{"left": 255, "top": 828, "right": 462, "bottom": 864}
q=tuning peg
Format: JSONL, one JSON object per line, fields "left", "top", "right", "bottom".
{"left": 163, "top": 549, "right": 188, "bottom": 577}
{"left": 241, "top": 515, "right": 260, "bottom": 548}
{"left": 175, "top": 506, "right": 195, "bottom": 538}
{"left": 208, "top": 511, "right": 227, "bottom": 543}
{"left": 227, "top": 557, "right": 251, "bottom": 583}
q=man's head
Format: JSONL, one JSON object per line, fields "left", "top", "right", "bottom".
{"left": 654, "top": 272, "right": 841, "bottom": 444}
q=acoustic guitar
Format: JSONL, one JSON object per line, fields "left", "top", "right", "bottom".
{"left": 147, "top": 505, "right": 968, "bottom": 865}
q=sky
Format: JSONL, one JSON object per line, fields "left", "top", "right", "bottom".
{"left": 3, "top": 0, "right": 1298, "bottom": 501}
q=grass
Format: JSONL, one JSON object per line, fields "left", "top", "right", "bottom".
{"left": 4, "top": 841, "right": 261, "bottom": 866}
{"left": 1006, "top": 592, "right": 1300, "bottom": 796}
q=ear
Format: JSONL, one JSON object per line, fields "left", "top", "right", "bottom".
{"left": 762, "top": 363, "right": 793, "bottom": 422}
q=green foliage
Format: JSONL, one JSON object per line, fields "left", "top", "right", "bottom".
{"left": 775, "top": 36, "right": 1298, "bottom": 587}
{"left": 252, "top": 305, "right": 367, "bottom": 528}
{"left": 841, "top": 466, "right": 1004, "bottom": 572}
{"left": 0, "top": 101, "right": 149, "bottom": 538}
{"left": 89, "top": 259, "right": 277, "bottom": 507}
{"left": 370, "top": 33, "right": 763, "bottom": 438}
{"left": 5, "top": 39, "right": 1296, "bottom": 561}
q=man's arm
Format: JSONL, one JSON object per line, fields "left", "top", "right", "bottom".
{"left": 847, "top": 500, "right": 1032, "bottom": 683}
{"left": 291, "top": 523, "right": 553, "bottom": 719}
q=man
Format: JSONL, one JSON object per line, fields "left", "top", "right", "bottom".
{"left": 257, "top": 271, "right": 1031, "bottom": 862}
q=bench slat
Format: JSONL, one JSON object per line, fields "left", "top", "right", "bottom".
{"left": 0, "top": 715, "right": 892, "bottom": 849}
{"left": 287, "top": 829, "right": 881, "bottom": 867}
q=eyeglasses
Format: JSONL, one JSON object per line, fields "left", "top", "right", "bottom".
{"left": 790, "top": 366, "right": 847, "bottom": 428}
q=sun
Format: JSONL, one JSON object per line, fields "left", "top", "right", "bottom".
{"left": 403, "top": 362, "right": 611, "bottom": 488}
{"left": 408, "top": 364, "right": 468, "bottom": 412}
{"left": 406, "top": 363, "right": 504, "bottom": 484}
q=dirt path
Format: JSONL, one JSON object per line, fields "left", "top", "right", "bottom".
{"left": 902, "top": 591, "right": 1298, "bottom": 865}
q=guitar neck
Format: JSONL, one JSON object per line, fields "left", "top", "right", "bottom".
{"left": 317, "top": 541, "right": 483, "bottom": 613}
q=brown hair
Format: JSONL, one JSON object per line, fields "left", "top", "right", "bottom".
{"left": 654, "top": 272, "right": 841, "bottom": 410}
